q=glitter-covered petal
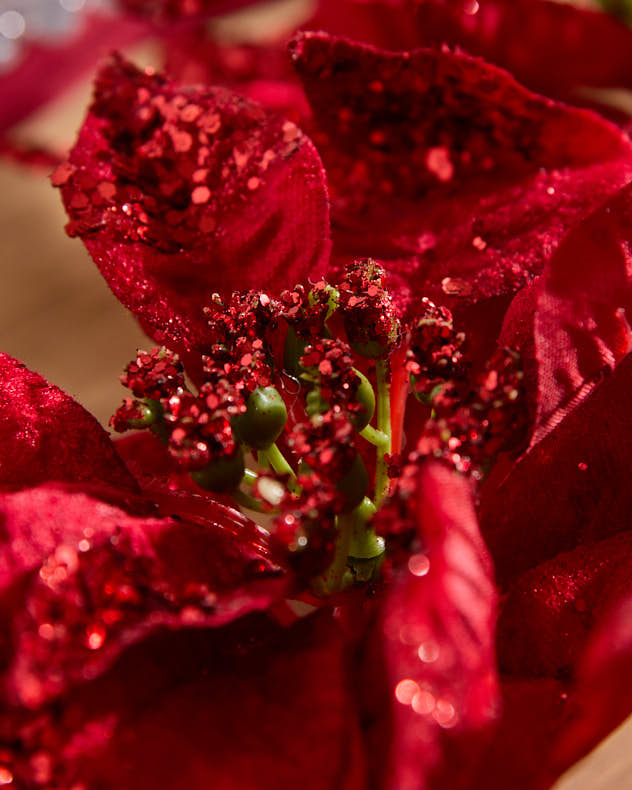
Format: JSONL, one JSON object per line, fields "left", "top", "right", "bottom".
{"left": 0, "top": 353, "right": 137, "bottom": 494}
{"left": 364, "top": 462, "right": 499, "bottom": 789}
{"left": 472, "top": 544, "right": 632, "bottom": 790}
{"left": 0, "top": 484, "right": 284, "bottom": 710}
{"left": 120, "top": 0, "right": 258, "bottom": 22}
{"left": 531, "top": 182, "right": 632, "bottom": 447}
{"left": 549, "top": 593, "right": 632, "bottom": 782}
{"left": 480, "top": 353, "right": 632, "bottom": 585}
{"left": 3, "top": 610, "right": 365, "bottom": 790}
{"left": 57, "top": 56, "right": 330, "bottom": 349}
{"left": 290, "top": 33, "right": 632, "bottom": 309}
{"left": 497, "top": 531, "right": 632, "bottom": 678}
{"left": 415, "top": 0, "right": 632, "bottom": 121}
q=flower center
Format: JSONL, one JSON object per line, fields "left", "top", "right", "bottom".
{"left": 112, "top": 259, "right": 527, "bottom": 595}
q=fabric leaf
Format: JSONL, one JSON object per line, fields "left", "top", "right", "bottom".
{"left": 56, "top": 55, "right": 331, "bottom": 349}
{"left": 0, "top": 353, "right": 137, "bottom": 494}
{"left": 290, "top": 32, "right": 632, "bottom": 313}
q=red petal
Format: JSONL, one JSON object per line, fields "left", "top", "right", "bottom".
{"left": 480, "top": 353, "right": 632, "bottom": 584}
{"left": 415, "top": 0, "right": 632, "bottom": 122}
{"left": 311, "top": 0, "right": 426, "bottom": 52}
{"left": 58, "top": 55, "right": 330, "bottom": 349}
{"left": 0, "top": 353, "right": 137, "bottom": 493}
{"left": 5, "top": 611, "right": 365, "bottom": 790}
{"left": 474, "top": 539, "right": 632, "bottom": 789}
{"left": 0, "top": 11, "right": 146, "bottom": 134}
{"left": 549, "top": 593, "right": 632, "bottom": 780}
{"left": 497, "top": 531, "right": 632, "bottom": 677}
{"left": 364, "top": 462, "right": 499, "bottom": 789}
{"left": 121, "top": 0, "right": 259, "bottom": 22}
{"left": 531, "top": 182, "right": 632, "bottom": 446}
{"left": 0, "top": 484, "right": 284, "bottom": 709}
{"left": 165, "top": 36, "right": 310, "bottom": 120}
{"left": 291, "top": 33, "right": 632, "bottom": 309}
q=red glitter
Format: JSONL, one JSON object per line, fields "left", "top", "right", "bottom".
{"left": 279, "top": 280, "right": 333, "bottom": 339}
{"left": 406, "top": 297, "right": 467, "bottom": 403}
{"left": 120, "top": 347, "right": 184, "bottom": 401}
{"left": 163, "top": 381, "right": 244, "bottom": 470}
{"left": 300, "top": 338, "right": 363, "bottom": 421}
{"left": 338, "top": 259, "right": 401, "bottom": 358}
{"left": 55, "top": 54, "right": 330, "bottom": 349}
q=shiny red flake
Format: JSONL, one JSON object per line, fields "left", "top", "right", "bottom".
{"left": 121, "top": 347, "right": 184, "bottom": 400}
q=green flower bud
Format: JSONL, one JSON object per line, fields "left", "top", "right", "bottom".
{"left": 231, "top": 386, "right": 287, "bottom": 450}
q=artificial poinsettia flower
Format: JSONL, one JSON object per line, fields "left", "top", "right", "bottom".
{"left": 2, "top": 219, "right": 632, "bottom": 788}
{"left": 120, "top": 0, "right": 261, "bottom": 22}
{"left": 157, "top": 0, "right": 632, "bottom": 131}
{"left": 412, "top": 0, "right": 632, "bottom": 123}
{"left": 6, "top": 24, "right": 627, "bottom": 790}
{"left": 55, "top": 36, "right": 632, "bottom": 342}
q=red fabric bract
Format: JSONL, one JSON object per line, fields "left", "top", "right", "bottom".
{"left": 120, "top": 0, "right": 259, "bottom": 23}
{"left": 472, "top": 535, "right": 632, "bottom": 790}
{"left": 480, "top": 352, "right": 632, "bottom": 584}
{"left": 290, "top": 32, "right": 632, "bottom": 311}
{"left": 414, "top": 0, "right": 632, "bottom": 121}
{"left": 0, "top": 484, "right": 283, "bottom": 710}
{"left": 0, "top": 353, "right": 136, "bottom": 494}
{"left": 365, "top": 463, "right": 498, "bottom": 790}
{"left": 0, "top": 12, "right": 147, "bottom": 135}
{"left": 57, "top": 56, "right": 330, "bottom": 349}
{"left": 3, "top": 611, "right": 364, "bottom": 789}
{"left": 498, "top": 531, "right": 632, "bottom": 677}
{"left": 549, "top": 593, "right": 632, "bottom": 781}
{"left": 532, "top": 182, "right": 632, "bottom": 446}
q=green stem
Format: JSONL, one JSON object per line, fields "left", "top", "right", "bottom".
{"left": 313, "top": 512, "right": 354, "bottom": 595}
{"left": 354, "top": 495, "right": 377, "bottom": 522}
{"left": 348, "top": 497, "right": 384, "bottom": 559}
{"left": 359, "top": 423, "right": 389, "bottom": 448}
{"left": 149, "top": 420, "right": 169, "bottom": 445}
{"left": 263, "top": 442, "right": 300, "bottom": 494}
{"left": 374, "top": 358, "right": 392, "bottom": 508}
{"left": 241, "top": 468, "right": 258, "bottom": 486}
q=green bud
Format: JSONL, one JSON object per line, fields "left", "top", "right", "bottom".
{"left": 351, "top": 369, "right": 375, "bottom": 431}
{"left": 128, "top": 398, "right": 162, "bottom": 428}
{"left": 305, "top": 386, "right": 326, "bottom": 417}
{"left": 231, "top": 386, "right": 287, "bottom": 450}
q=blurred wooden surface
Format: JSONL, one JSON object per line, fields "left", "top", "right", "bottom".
{"left": 0, "top": 15, "right": 630, "bottom": 790}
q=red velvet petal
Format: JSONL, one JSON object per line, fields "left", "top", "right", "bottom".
{"left": 291, "top": 33, "right": 632, "bottom": 309}
{"left": 166, "top": 35, "right": 310, "bottom": 117}
{"left": 365, "top": 462, "right": 499, "bottom": 789}
{"left": 0, "top": 11, "right": 146, "bottom": 134}
{"left": 497, "top": 531, "right": 632, "bottom": 677}
{"left": 473, "top": 543, "right": 632, "bottom": 790}
{"left": 0, "top": 484, "right": 284, "bottom": 709}
{"left": 120, "top": 0, "right": 259, "bottom": 23}
{"left": 480, "top": 353, "right": 632, "bottom": 584}
{"left": 531, "top": 182, "right": 632, "bottom": 446}
{"left": 57, "top": 55, "right": 330, "bottom": 349}
{"left": 549, "top": 593, "right": 632, "bottom": 781}
{"left": 415, "top": 0, "right": 632, "bottom": 122}
{"left": 0, "top": 353, "right": 137, "bottom": 493}
{"left": 4, "top": 611, "right": 365, "bottom": 790}
{"left": 311, "top": 0, "right": 427, "bottom": 52}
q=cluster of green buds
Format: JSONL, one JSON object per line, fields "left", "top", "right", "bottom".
{"left": 111, "top": 260, "right": 403, "bottom": 592}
